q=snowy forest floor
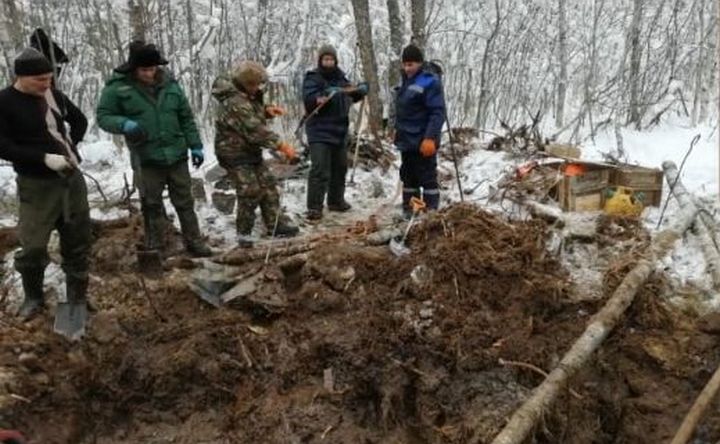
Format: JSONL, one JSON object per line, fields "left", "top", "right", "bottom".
{"left": 1, "top": 123, "right": 720, "bottom": 443}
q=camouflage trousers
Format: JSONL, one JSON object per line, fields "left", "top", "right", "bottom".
{"left": 229, "top": 163, "right": 287, "bottom": 235}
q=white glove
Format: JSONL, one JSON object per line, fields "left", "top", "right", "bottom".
{"left": 44, "top": 154, "right": 72, "bottom": 172}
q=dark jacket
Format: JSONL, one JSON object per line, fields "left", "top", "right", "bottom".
{"left": 0, "top": 86, "right": 87, "bottom": 177}
{"left": 393, "top": 68, "right": 445, "bottom": 153}
{"left": 302, "top": 67, "right": 363, "bottom": 146}
{"left": 96, "top": 69, "right": 201, "bottom": 168}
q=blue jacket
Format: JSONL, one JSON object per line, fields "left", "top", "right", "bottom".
{"left": 302, "top": 67, "right": 363, "bottom": 146}
{"left": 393, "top": 68, "right": 445, "bottom": 153}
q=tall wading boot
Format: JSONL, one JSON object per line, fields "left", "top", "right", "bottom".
{"left": 177, "top": 209, "right": 212, "bottom": 257}
{"left": 17, "top": 269, "right": 44, "bottom": 321}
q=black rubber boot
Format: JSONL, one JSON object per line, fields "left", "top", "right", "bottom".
{"left": 17, "top": 269, "right": 44, "bottom": 321}
{"left": 327, "top": 201, "right": 352, "bottom": 212}
{"left": 275, "top": 222, "right": 299, "bottom": 237}
{"left": 306, "top": 209, "right": 323, "bottom": 222}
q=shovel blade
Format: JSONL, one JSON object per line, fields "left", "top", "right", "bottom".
{"left": 389, "top": 237, "right": 411, "bottom": 257}
{"left": 137, "top": 249, "right": 163, "bottom": 277}
{"left": 189, "top": 277, "right": 236, "bottom": 308}
{"left": 54, "top": 302, "right": 88, "bottom": 340}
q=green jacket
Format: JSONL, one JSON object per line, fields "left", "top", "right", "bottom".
{"left": 96, "top": 70, "right": 201, "bottom": 167}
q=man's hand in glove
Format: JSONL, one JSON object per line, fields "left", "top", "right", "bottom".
{"left": 190, "top": 145, "right": 204, "bottom": 168}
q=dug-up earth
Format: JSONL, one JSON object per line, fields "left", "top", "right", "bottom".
{"left": 1, "top": 204, "right": 720, "bottom": 443}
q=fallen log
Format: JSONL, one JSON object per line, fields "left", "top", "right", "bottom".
{"left": 215, "top": 241, "right": 320, "bottom": 266}
{"left": 663, "top": 160, "right": 720, "bottom": 289}
{"left": 670, "top": 361, "right": 720, "bottom": 444}
{"left": 488, "top": 199, "right": 698, "bottom": 444}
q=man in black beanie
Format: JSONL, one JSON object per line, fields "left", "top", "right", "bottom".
{"left": 390, "top": 44, "right": 445, "bottom": 217}
{"left": 0, "top": 48, "right": 91, "bottom": 327}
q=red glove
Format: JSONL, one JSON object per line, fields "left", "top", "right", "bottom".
{"left": 277, "top": 142, "right": 298, "bottom": 162}
{"left": 420, "top": 139, "right": 436, "bottom": 157}
{"left": 0, "top": 430, "right": 26, "bottom": 444}
{"left": 265, "top": 105, "right": 285, "bottom": 118}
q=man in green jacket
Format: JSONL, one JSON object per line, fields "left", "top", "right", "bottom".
{"left": 96, "top": 42, "right": 211, "bottom": 257}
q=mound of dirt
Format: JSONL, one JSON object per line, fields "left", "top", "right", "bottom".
{"left": 0, "top": 204, "right": 719, "bottom": 443}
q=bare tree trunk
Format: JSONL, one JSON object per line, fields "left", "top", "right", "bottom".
{"left": 555, "top": 0, "right": 568, "bottom": 129}
{"left": 474, "top": 0, "right": 502, "bottom": 131}
{"left": 717, "top": 0, "right": 720, "bottom": 198}
{"left": 350, "top": 0, "right": 383, "bottom": 136}
{"left": 128, "top": 0, "right": 145, "bottom": 42}
{"left": 691, "top": 0, "right": 706, "bottom": 126}
{"left": 627, "top": 0, "right": 644, "bottom": 128}
{"left": 386, "top": 0, "right": 404, "bottom": 90}
{"left": 2, "top": 0, "right": 24, "bottom": 49}
{"left": 410, "top": 0, "right": 426, "bottom": 48}
{"left": 0, "top": 0, "right": 24, "bottom": 82}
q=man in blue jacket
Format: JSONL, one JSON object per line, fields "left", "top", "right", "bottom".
{"left": 302, "top": 45, "right": 368, "bottom": 221}
{"left": 392, "top": 44, "right": 445, "bottom": 217}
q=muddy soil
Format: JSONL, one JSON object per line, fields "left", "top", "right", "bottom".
{"left": 1, "top": 204, "right": 719, "bottom": 443}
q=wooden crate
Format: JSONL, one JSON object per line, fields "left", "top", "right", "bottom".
{"left": 611, "top": 165, "right": 664, "bottom": 207}
{"left": 565, "top": 190, "right": 605, "bottom": 212}
{"left": 557, "top": 165, "right": 612, "bottom": 212}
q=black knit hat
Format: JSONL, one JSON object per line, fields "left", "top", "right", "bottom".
{"left": 116, "top": 41, "right": 169, "bottom": 73}
{"left": 14, "top": 47, "right": 53, "bottom": 76}
{"left": 401, "top": 44, "right": 424, "bottom": 63}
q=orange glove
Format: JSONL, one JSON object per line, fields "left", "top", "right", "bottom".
{"left": 277, "top": 141, "right": 298, "bottom": 162}
{"left": 265, "top": 105, "right": 285, "bottom": 118}
{"left": 420, "top": 139, "right": 436, "bottom": 157}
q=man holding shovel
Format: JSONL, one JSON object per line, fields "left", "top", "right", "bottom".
{"left": 391, "top": 44, "right": 446, "bottom": 218}
{"left": 0, "top": 48, "right": 89, "bottom": 328}
{"left": 302, "top": 44, "right": 368, "bottom": 221}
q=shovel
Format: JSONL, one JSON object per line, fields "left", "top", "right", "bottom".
{"left": 389, "top": 197, "right": 425, "bottom": 257}
{"left": 137, "top": 247, "right": 163, "bottom": 277}
{"left": 54, "top": 301, "right": 88, "bottom": 340}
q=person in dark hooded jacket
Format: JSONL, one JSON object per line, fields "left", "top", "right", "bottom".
{"left": 302, "top": 44, "right": 368, "bottom": 221}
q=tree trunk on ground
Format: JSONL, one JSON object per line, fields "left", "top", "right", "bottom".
{"left": 670, "top": 361, "right": 720, "bottom": 444}
{"left": 350, "top": 0, "right": 383, "bottom": 136}
{"left": 663, "top": 161, "right": 720, "bottom": 289}
{"left": 410, "top": 0, "right": 426, "bottom": 49}
{"left": 488, "top": 193, "right": 698, "bottom": 444}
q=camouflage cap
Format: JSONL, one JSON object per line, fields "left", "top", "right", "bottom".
{"left": 231, "top": 61, "right": 268, "bottom": 88}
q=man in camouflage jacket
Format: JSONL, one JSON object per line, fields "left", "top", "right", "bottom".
{"left": 212, "top": 61, "right": 299, "bottom": 246}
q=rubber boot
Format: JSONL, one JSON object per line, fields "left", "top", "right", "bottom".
{"left": 66, "top": 276, "right": 88, "bottom": 305}
{"left": 177, "top": 209, "right": 212, "bottom": 257}
{"left": 306, "top": 208, "right": 323, "bottom": 222}
{"left": 275, "top": 220, "right": 299, "bottom": 237}
{"left": 17, "top": 269, "right": 44, "bottom": 320}
{"left": 327, "top": 200, "right": 352, "bottom": 212}
{"left": 143, "top": 211, "right": 165, "bottom": 251}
